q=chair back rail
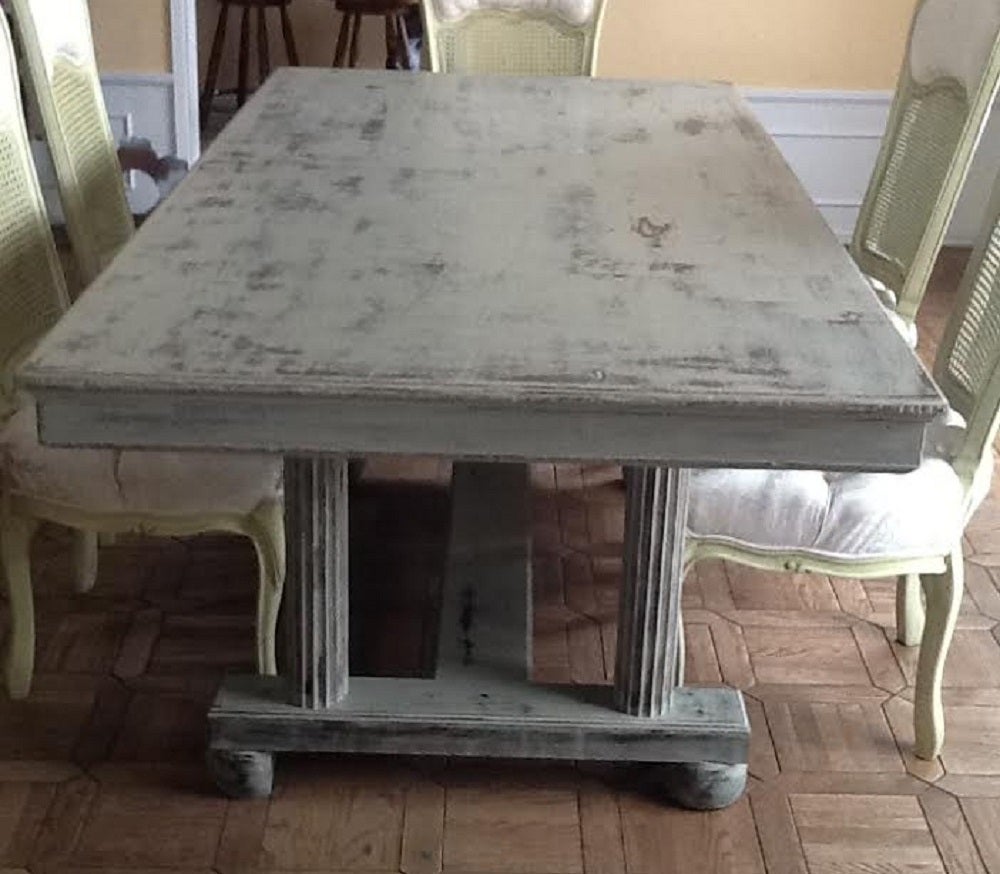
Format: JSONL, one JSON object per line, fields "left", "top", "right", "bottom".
{"left": 850, "top": 0, "right": 1000, "bottom": 325}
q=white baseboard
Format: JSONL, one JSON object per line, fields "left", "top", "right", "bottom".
{"left": 743, "top": 87, "right": 1000, "bottom": 245}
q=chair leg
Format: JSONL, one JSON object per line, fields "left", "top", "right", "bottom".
{"left": 247, "top": 501, "right": 286, "bottom": 676}
{"left": 72, "top": 530, "right": 99, "bottom": 594}
{"left": 256, "top": 4, "right": 271, "bottom": 88}
{"left": 895, "top": 572, "right": 925, "bottom": 646}
{"left": 913, "top": 548, "right": 963, "bottom": 760}
{"left": 200, "top": 0, "right": 230, "bottom": 128}
{"left": 675, "top": 611, "right": 686, "bottom": 686}
{"left": 237, "top": 3, "right": 252, "bottom": 107}
{"left": 279, "top": 0, "right": 300, "bottom": 66}
{"left": 333, "top": 11, "right": 352, "bottom": 66}
{"left": 1, "top": 515, "right": 38, "bottom": 699}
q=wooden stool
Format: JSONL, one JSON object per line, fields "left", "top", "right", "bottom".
{"left": 331, "top": 0, "right": 417, "bottom": 69}
{"left": 200, "top": 0, "right": 300, "bottom": 129}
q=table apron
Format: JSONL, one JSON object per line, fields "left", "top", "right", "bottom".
{"left": 32, "top": 389, "right": 928, "bottom": 472}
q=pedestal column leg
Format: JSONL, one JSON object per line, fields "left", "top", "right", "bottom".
{"left": 208, "top": 455, "right": 350, "bottom": 798}
{"left": 616, "top": 465, "right": 747, "bottom": 810}
{"left": 614, "top": 465, "right": 688, "bottom": 716}
{"left": 284, "top": 455, "right": 350, "bottom": 709}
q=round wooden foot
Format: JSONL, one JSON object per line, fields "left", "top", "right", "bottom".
{"left": 207, "top": 749, "right": 274, "bottom": 798}
{"left": 648, "top": 761, "right": 747, "bottom": 810}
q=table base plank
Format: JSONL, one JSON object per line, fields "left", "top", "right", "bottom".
{"left": 207, "top": 674, "right": 748, "bottom": 775}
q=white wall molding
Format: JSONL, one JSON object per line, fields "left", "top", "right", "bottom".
{"left": 170, "top": 0, "right": 201, "bottom": 165}
{"left": 742, "top": 87, "right": 1000, "bottom": 245}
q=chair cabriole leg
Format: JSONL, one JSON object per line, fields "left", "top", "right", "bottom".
{"left": 914, "top": 548, "right": 963, "bottom": 759}
{"left": 1, "top": 515, "right": 37, "bottom": 699}
{"left": 896, "top": 572, "right": 925, "bottom": 646}
{"left": 249, "top": 499, "right": 286, "bottom": 676}
{"left": 72, "top": 529, "right": 98, "bottom": 593}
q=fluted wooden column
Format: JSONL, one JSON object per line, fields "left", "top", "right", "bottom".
{"left": 614, "top": 466, "right": 689, "bottom": 716}
{"left": 283, "top": 456, "right": 349, "bottom": 708}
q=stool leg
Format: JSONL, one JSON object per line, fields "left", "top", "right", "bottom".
{"left": 200, "top": 0, "right": 230, "bottom": 128}
{"left": 384, "top": 13, "right": 396, "bottom": 69}
{"left": 348, "top": 12, "right": 362, "bottom": 68}
{"left": 279, "top": 1, "right": 300, "bottom": 66}
{"left": 333, "top": 11, "right": 352, "bottom": 66}
{"left": 394, "top": 11, "right": 410, "bottom": 69}
{"left": 257, "top": 4, "right": 271, "bottom": 87}
{"left": 237, "top": 3, "right": 251, "bottom": 107}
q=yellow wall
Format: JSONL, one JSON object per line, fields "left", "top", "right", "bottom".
{"left": 196, "top": 0, "right": 387, "bottom": 89}
{"left": 88, "top": 0, "right": 171, "bottom": 73}
{"left": 598, "top": 0, "right": 918, "bottom": 89}
{"left": 92, "top": 0, "right": 919, "bottom": 89}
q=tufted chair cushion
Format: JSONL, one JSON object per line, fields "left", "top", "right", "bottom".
{"left": 687, "top": 410, "right": 980, "bottom": 561}
{"left": 1, "top": 397, "right": 282, "bottom": 516}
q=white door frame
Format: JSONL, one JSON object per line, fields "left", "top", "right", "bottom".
{"left": 170, "top": 0, "right": 200, "bottom": 163}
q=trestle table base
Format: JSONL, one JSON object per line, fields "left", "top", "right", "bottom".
{"left": 206, "top": 460, "right": 750, "bottom": 808}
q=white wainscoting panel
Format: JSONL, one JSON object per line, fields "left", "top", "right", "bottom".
{"left": 743, "top": 88, "right": 1000, "bottom": 245}
{"left": 31, "top": 78, "right": 998, "bottom": 246}
{"left": 34, "top": 73, "right": 176, "bottom": 221}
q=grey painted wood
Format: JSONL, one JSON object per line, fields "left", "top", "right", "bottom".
{"left": 615, "top": 467, "right": 688, "bottom": 716}
{"left": 284, "top": 456, "right": 349, "bottom": 708}
{"left": 32, "top": 388, "right": 931, "bottom": 472}
{"left": 208, "top": 674, "right": 750, "bottom": 764}
{"left": 16, "top": 70, "right": 940, "bottom": 805}
{"left": 437, "top": 462, "right": 530, "bottom": 680}
{"left": 209, "top": 461, "right": 751, "bottom": 800}
{"left": 206, "top": 749, "right": 274, "bottom": 798}
{"left": 644, "top": 762, "right": 748, "bottom": 810}
{"left": 20, "top": 71, "right": 944, "bottom": 470}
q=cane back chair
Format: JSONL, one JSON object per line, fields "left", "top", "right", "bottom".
{"left": 851, "top": 0, "right": 1000, "bottom": 335}
{"left": 9, "top": 0, "right": 185, "bottom": 292}
{"left": 421, "top": 0, "right": 607, "bottom": 75}
{"left": 0, "top": 13, "right": 284, "bottom": 699}
{"left": 686, "top": 163, "right": 1000, "bottom": 760}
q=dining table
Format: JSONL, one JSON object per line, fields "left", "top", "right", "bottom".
{"left": 18, "top": 67, "right": 945, "bottom": 809}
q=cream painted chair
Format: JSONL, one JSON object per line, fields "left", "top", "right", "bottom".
{"left": 0, "top": 14, "right": 285, "bottom": 699}
{"left": 685, "top": 165, "right": 1000, "bottom": 760}
{"left": 851, "top": 0, "right": 1000, "bottom": 340}
{"left": 421, "top": 0, "right": 606, "bottom": 75}
{"left": 8, "top": 0, "right": 185, "bottom": 292}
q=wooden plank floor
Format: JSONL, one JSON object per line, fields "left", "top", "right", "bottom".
{"left": 3, "top": 248, "right": 1000, "bottom": 873}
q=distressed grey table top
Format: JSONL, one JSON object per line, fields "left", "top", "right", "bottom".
{"left": 20, "top": 69, "right": 944, "bottom": 467}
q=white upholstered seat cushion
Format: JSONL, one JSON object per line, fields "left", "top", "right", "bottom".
{"left": 866, "top": 275, "right": 919, "bottom": 348}
{"left": 0, "top": 397, "right": 282, "bottom": 516}
{"left": 687, "top": 416, "right": 974, "bottom": 561}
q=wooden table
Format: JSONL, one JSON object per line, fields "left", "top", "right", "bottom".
{"left": 19, "top": 69, "right": 944, "bottom": 808}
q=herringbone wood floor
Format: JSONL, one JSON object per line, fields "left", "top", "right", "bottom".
{"left": 3, "top": 248, "right": 1000, "bottom": 874}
